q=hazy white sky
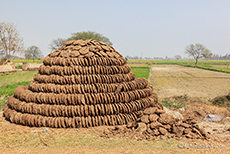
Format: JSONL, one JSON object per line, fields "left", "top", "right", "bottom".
{"left": 1, "top": 0, "right": 230, "bottom": 58}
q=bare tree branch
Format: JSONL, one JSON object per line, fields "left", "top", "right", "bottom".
{"left": 185, "top": 43, "right": 212, "bottom": 65}
{"left": 48, "top": 38, "right": 66, "bottom": 52}
{"left": 0, "top": 22, "right": 24, "bottom": 58}
{"left": 25, "top": 46, "right": 43, "bottom": 62}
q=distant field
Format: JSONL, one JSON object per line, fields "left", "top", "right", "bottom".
{"left": 148, "top": 65, "right": 230, "bottom": 99}
{"left": 127, "top": 59, "right": 230, "bottom": 65}
{"left": 128, "top": 59, "right": 230, "bottom": 74}
{"left": 10, "top": 59, "right": 230, "bottom": 65}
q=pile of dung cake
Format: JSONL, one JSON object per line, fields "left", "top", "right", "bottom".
{"left": 102, "top": 107, "right": 210, "bottom": 140}
{"left": 3, "top": 39, "right": 209, "bottom": 140}
{"left": 3, "top": 39, "right": 161, "bottom": 128}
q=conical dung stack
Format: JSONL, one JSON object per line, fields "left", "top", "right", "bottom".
{"left": 3, "top": 39, "right": 163, "bottom": 128}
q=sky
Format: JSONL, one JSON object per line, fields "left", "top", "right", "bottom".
{"left": 1, "top": 0, "right": 230, "bottom": 59}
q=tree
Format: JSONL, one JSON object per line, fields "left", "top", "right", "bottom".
{"left": 67, "top": 31, "right": 113, "bottom": 45}
{"left": 48, "top": 38, "right": 66, "bottom": 52}
{"left": 0, "top": 42, "right": 3, "bottom": 58}
{"left": 185, "top": 43, "right": 212, "bottom": 65}
{"left": 25, "top": 46, "right": 43, "bottom": 62}
{"left": 174, "top": 55, "right": 181, "bottom": 60}
{"left": 0, "top": 21, "right": 24, "bottom": 58}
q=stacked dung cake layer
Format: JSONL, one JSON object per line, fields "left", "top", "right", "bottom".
{"left": 3, "top": 39, "right": 162, "bottom": 128}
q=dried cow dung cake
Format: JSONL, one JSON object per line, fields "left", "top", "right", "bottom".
{"left": 3, "top": 39, "right": 160, "bottom": 128}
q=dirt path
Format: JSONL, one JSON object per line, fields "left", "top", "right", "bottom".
{"left": 148, "top": 65, "right": 230, "bottom": 99}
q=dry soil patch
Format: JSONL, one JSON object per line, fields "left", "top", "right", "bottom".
{"left": 148, "top": 65, "right": 230, "bottom": 99}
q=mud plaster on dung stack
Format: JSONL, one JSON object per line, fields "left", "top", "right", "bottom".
{"left": 3, "top": 39, "right": 209, "bottom": 140}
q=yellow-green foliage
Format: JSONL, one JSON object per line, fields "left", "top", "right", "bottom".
{"left": 10, "top": 59, "right": 43, "bottom": 63}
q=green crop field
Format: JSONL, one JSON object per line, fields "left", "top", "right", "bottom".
{"left": 130, "top": 67, "right": 150, "bottom": 79}
{"left": 0, "top": 71, "right": 38, "bottom": 110}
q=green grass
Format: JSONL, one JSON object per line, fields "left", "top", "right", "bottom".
{"left": 130, "top": 67, "right": 150, "bottom": 79}
{"left": 186, "top": 64, "right": 230, "bottom": 73}
{"left": 181, "top": 64, "right": 230, "bottom": 73}
{"left": 0, "top": 71, "right": 37, "bottom": 86}
{"left": 0, "top": 81, "right": 31, "bottom": 110}
{"left": 0, "top": 71, "right": 37, "bottom": 110}
{"left": 0, "top": 81, "right": 31, "bottom": 96}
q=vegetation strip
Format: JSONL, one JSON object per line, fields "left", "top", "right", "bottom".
{"left": 181, "top": 64, "right": 230, "bottom": 73}
{"left": 127, "top": 59, "right": 230, "bottom": 65}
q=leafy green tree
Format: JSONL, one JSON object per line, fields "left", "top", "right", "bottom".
{"left": 48, "top": 38, "right": 66, "bottom": 52}
{"left": 185, "top": 43, "right": 212, "bottom": 65}
{"left": 25, "top": 46, "right": 43, "bottom": 62}
{"left": 67, "top": 31, "right": 113, "bottom": 45}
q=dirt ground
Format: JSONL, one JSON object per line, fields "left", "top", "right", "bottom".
{"left": 164, "top": 101, "right": 230, "bottom": 140}
{"left": 0, "top": 111, "right": 230, "bottom": 154}
{"left": 147, "top": 65, "right": 230, "bottom": 153}
{"left": 148, "top": 65, "right": 230, "bottom": 99}
{"left": 1, "top": 65, "right": 230, "bottom": 153}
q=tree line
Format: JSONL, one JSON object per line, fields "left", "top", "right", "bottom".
{"left": 0, "top": 22, "right": 112, "bottom": 60}
{"left": 48, "top": 31, "right": 113, "bottom": 53}
{"left": 0, "top": 21, "right": 228, "bottom": 65}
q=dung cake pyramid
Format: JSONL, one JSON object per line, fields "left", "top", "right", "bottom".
{"left": 3, "top": 39, "right": 162, "bottom": 128}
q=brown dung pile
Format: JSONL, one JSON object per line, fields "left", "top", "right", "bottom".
{"left": 3, "top": 39, "right": 209, "bottom": 140}
{"left": 100, "top": 106, "right": 210, "bottom": 140}
{"left": 3, "top": 39, "right": 161, "bottom": 128}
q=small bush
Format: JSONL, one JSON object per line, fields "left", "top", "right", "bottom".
{"left": 212, "top": 93, "right": 230, "bottom": 107}
{"left": 16, "top": 65, "right": 23, "bottom": 69}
